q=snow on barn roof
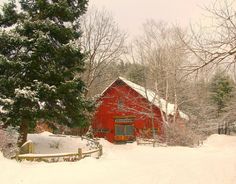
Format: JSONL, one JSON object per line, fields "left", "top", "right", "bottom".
{"left": 102, "top": 77, "right": 189, "bottom": 120}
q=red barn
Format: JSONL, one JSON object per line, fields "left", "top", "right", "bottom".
{"left": 92, "top": 77, "right": 188, "bottom": 143}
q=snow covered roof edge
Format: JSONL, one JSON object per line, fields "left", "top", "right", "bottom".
{"left": 100, "top": 77, "right": 189, "bottom": 120}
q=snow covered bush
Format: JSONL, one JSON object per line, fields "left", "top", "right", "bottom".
{"left": 85, "top": 139, "right": 99, "bottom": 150}
{"left": 0, "top": 126, "right": 19, "bottom": 158}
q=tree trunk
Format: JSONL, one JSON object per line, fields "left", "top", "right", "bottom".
{"left": 17, "top": 121, "right": 28, "bottom": 147}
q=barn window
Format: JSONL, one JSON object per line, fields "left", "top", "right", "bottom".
{"left": 117, "top": 98, "right": 124, "bottom": 111}
{"left": 115, "top": 80, "right": 124, "bottom": 86}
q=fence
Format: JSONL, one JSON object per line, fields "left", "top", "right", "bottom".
{"left": 16, "top": 146, "right": 102, "bottom": 162}
{"left": 15, "top": 135, "right": 103, "bottom": 162}
{"left": 136, "top": 138, "right": 167, "bottom": 147}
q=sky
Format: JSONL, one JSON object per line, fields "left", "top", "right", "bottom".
{"left": 89, "top": 0, "right": 215, "bottom": 35}
{"left": 0, "top": 0, "right": 232, "bottom": 35}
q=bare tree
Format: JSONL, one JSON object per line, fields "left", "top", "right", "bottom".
{"left": 178, "top": 0, "right": 236, "bottom": 76}
{"left": 130, "top": 20, "right": 188, "bottom": 122}
{"left": 173, "top": 0, "right": 236, "bottom": 135}
{"left": 126, "top": 21, "right": 199, "bottom": 145}
{"left": 79, "top": 7, "right": 127, "bottom": 98}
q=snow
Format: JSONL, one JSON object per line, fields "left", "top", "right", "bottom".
{"left": 0, "top": 98, "right": 14, "bottom": 104}
{"left": 0, "top": 106, "right": 7, "bottom": 114}
{"left": 21, "top": 140, "right": 33, "bottom": 147}
{"left": 202, "top": 134, "right": 236, "bottom": 148}
{"left": 0, "top": 98, "right": 14, "bottom": 114}
{"left": 15, "top": 86, "right": 39, "bottom": 102}
{"left": 27, "top": 132, "right": 91, "bottom": 154}
{"left": 0, "top": 134, "right": 236, "bottom": 184}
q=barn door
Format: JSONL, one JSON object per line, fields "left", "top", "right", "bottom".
{"left": 125, "top": 125, "right": 134, "bottom": 136}
{"left": 115, "top": 124, "right": 134, "bottom": 141}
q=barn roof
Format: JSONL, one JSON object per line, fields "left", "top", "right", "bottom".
{"left": 101, "top": 77, "right": 189, "bottom": 120}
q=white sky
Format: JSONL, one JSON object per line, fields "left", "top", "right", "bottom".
{"left": 0, "top": 0, "right": 233, "bottom": 36}
{"left": 89, "top": 0, "right": 215, "bottom": 35}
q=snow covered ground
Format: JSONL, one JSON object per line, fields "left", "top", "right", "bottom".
{"left": 1, "top": 134, "right": 236, "bottom": 184}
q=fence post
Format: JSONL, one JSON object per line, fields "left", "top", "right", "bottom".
{"left": 15, "top": 152, "right": 19, "bottom": 161}
{"left": 29, "top": 142, "right": 34, "bottom": 153}
{"left": 98, "top": 145, "right": 103, "bottom": 158}
{"left": 153, "top": 140, "right": 156, "bottom": 147}
{"left": 78, "top": 148, "right": 82, "bottom": 160}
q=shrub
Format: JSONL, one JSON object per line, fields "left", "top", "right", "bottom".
{"left": 165, "top": 123, "right": 202, "bottom": 147}
{"left": 0, "top": 126, "right": 19, "bottom": 158}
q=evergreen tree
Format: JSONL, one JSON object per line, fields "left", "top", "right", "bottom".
{"left": 0, "top": 0, "right": 94, "bottom": 146}
{"left": 210, "top": 71, "right": 234, "bottom": 115}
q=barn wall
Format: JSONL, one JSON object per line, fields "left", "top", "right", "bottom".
{"left": 92, "top": 81, "right": 164, "bottom": 142}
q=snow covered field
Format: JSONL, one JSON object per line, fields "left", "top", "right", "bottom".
{"left": 1, "top": 134, "right": 236, "bottom": 184}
